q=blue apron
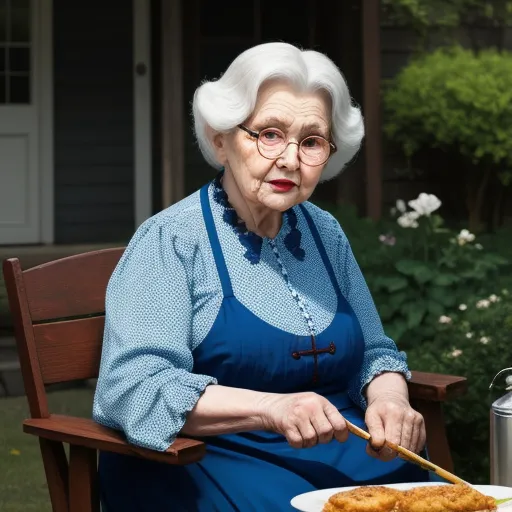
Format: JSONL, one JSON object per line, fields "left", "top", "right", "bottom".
{"left": 98, "top": 183, "right": 428, "bottom": 511}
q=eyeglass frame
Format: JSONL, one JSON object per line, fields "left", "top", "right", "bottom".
{"left": 237, "top": 124, "right": 337, "bottom": 166}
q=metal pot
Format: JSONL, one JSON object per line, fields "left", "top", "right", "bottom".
{"left": 489, "top": 368, "right": 512, "bottom": 486}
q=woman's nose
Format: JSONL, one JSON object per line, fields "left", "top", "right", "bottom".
{"left": 277, "top": 142, "right": 300, "bottom": 170}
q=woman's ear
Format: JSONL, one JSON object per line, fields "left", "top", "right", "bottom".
{"left": 206, "top": 125, "right": 227, "bottom": 165}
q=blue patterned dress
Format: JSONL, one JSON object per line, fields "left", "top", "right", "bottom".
{"left": 93, "top": 178, "right": 428, "bottom": 511}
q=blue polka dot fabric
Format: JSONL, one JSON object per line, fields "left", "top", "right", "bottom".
{"left": 93, "top": 181, "right": 410, "bottom": 451}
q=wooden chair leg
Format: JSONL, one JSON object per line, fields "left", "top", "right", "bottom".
{"left": 39, "top": 439, "right": 69, "bottom": 512}
{"left": 413, "top": 400, "right": 454, "bottom": 472}
{"left": 69, "top": 445, "right": 99, "bottom": 512}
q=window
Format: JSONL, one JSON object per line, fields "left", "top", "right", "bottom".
{"left": 0, "top": 0, "right": 31, "bottom": 104}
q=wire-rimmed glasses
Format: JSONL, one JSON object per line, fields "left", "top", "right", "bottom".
{"left": 238, "top": 125, "right": 337, "bottom": 166}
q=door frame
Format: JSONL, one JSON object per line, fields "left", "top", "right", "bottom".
{"left": 39, "top": 0, "right": 54, "bottom": 244}
{"left": 134, "top": 0, "right": 152, "bottom": 227}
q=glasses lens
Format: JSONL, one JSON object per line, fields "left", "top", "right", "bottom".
{"left": 257, "top": 128, "right": 286, "bottom": 158}
{"left": 300, "top": 136, "right": 331, "bottom": 165}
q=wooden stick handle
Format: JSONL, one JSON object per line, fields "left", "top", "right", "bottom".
{"left": 345, "top": 420, "right": 468, "bottom": 486}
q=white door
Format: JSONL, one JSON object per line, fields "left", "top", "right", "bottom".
{"left": 0, "top": 0, "right": 40, "bottom": 244}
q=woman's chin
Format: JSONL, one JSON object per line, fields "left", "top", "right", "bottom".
{"left": 259, "top": 191, "right": 302, "bottom": 212}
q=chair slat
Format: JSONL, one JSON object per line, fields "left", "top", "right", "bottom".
{"left": 34, "top": 317, "right": 104, "bottom": 384}
{"left": 24, "top": 415, "right": 206, "bottom": 465}
{"left": 23, "top": 248, "right": 124, "bottom": 322}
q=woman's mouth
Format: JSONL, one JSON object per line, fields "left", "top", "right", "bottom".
{"left": 269, "top": 180, "right": 296, "bottom": 192}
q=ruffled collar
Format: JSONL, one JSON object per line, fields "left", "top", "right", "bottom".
{"left": 212, "top": 172, "right": 305, "bottom": 264}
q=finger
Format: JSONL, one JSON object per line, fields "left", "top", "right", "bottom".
{"left": 400, "top": 411, "right": 416, "bottom": 451}
{"left": 310, "top": 413, "right": 334, "bottom": 444}
{"left": 365, "top": 409, "right": 386, "bottom": 452}
{"left": 324, "top": 405, "right": 348, "bottom": 443}
{"left": 286, "top": 426, "right": 304, "bottom": 450}
{"left": 416, "top": 416, "right": 427, "bottom": 454}
{"left": 298, "top": 420, "right": 319, "bottom": 449}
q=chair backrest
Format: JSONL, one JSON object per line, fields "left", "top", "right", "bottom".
{"left": 2, "top": 248, "right": 125, "bottom": 419}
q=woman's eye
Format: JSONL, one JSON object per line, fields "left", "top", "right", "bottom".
{"left": 262, "top": 130, "right": 282, "bottom": 140}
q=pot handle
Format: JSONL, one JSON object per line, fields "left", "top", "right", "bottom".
{"left": 489, "top": 368, "right": 512, "bottom": 391}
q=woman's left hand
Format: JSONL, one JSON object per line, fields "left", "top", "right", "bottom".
{"left": 364, "top": 390, "right": 426, "bottom": 462}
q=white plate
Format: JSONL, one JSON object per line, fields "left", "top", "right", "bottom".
{"left": 291, "top": 482, "right": 512, "bottom": 511}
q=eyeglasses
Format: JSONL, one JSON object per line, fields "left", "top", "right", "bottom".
{"left": 238, "top": 125, "right": 337, "bottom": 166}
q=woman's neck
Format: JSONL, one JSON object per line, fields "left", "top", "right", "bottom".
{"left": 221, "top": 169, "right": 282, "bottom": 239}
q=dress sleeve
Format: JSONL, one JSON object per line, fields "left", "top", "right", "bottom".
{"left": 332, "top": 220, "right": 411, "bottom": 410}
{"left": 92, "top": 218, "right": 217, "bottom": 451}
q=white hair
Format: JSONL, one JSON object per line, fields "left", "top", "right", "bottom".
{"left": 192, "top": 42, "right": 364, "bottom": 181}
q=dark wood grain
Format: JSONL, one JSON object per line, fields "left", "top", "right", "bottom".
{"left": 69, "top": 446, "right": 99, "bottom": 512}
{"left": 3, "top": 258, "right": 50, "bottom": 418}
{"left": 412, "top": 400, "right": 454, "bottom": 472}
{"left": 33, "top": 317, "right": 104, "bottom": 384}
{"left": 22, "top": 248, "right": 124, "bottom": 322}
{"left": 409, "top": 371, "right": 468, "bottom": 402}
{"left": 39, "top": 439, "right": 69, "bottom": 512}
{"left": 24, "top": 415, "right": 206, "bottom": 465}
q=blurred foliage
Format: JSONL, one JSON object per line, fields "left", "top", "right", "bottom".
{"left": 407, "top": 291, "right": 512, "bottom": 484}
{"left": 383, "top": 47, "right": 512, "bottom": 230}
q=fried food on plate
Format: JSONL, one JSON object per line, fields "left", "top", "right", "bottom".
{"left": 322, "top": 484, "right": 497, "bottom": 512}
{"left": 400, "top": 484, "right": 497, "bottom": 512}
{"left": 323, "top": 486, "right": 401, "bottom": 512}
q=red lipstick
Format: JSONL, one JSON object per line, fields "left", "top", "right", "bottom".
{"left": 269, "top": 179, "right": 296, "bottom": 192}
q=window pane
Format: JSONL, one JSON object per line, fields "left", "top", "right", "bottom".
{"left": 0, "top": 73, "right": 5, "bottom": 103}
{"left": 10, "top": 3, "right": 31, "bottom": 43}
{"left": 9, "top": 46, "right": 29, "bottom": 72}
{"left": 9, "top": 73, "right": 29, "bottom": 103}
{"left": 0, "top": 47, "right": 5, "bottom": 72}
{"left": 0, "top": 1, "right": 6, "bottom": 41}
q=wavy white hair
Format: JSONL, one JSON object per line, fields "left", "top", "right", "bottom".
{"left": 192, "top": 42, "right": 364, "bottom": 181}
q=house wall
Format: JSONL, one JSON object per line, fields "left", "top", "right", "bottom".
{"left": 53, "top": 0, "right": 135, "bottom": 243}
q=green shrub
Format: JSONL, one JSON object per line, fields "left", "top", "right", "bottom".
{"left": 406, "top": 289, "right": 512, "bottom": 484}
{"left": 326, "top": 194, "right": 508, "bottom": 349}
{"left": 384, "top": 47, "right": 512, "bottom": 166}
{"left": 383, "top": 47, "right": 512, "bottom": 230}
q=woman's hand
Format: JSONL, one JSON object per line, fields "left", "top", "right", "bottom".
{"left": 364, "top": 390, "right": 426, "bottom": 462}
{"left": 260, "top": 392, "right": 349, "bottom": 449}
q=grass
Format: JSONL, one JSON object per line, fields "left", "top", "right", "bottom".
{"left": 0, "top": 388, "right": 94, "bottom": 512}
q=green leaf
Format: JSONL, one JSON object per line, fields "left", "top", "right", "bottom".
{"left": 432, "top": 273, "right": 460, "bottom": 286}
{"left": 426, "top": 299, "right": 444, "bottom": 317}
{"left": 402, "top": 301, "right": 427, "bottom": 329}
{"left": 395, "top": 260, "right": 435, "bottom": 284}
{"left": 378, "top": 303, "right": 396, "bottom": 321}
{"left": 427, "top": 286, "right": 457, "bottom": 307}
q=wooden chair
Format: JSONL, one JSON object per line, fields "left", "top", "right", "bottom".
{"left": 3, "top": 248, "right": 468, "bottom": 512}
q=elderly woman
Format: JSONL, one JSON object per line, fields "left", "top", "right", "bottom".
{"left": 93, "top": 42, "right": 429, "bottom": 511}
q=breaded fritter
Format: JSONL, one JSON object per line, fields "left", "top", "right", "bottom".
{"left": 323, "top": 484, "right": 497, "bottom": 512}
{"left": 400, "top": 484, "right": 496, "bottom": 512}
{"left": 324, "top": 486, "right": 401, "bottom": 512}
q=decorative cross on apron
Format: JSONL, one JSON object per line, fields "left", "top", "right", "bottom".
{"left": 292, "top": 335, "right": 336, "bottom": 384}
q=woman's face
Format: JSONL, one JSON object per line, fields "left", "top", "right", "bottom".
{"left": 213, "top": 81, "right": 332, "bottom": 212}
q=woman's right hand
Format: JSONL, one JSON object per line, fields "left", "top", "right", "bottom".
{"left": 259, "top": 392, "right": 349, "bottom": 449}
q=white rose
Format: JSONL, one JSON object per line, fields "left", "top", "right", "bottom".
{"left": 438, "top": 315, "right": 452, "bottom": 324}
{"left": 396, "top": 199, "right": 407, "bottom": 213}
{"left": 451, "top": 349, "right": 463, "bottom": 357}
{"left": 457, "top": 229, "right": 476, "bottom": 245}
{"left": 408, "top": 193, "right": 442, "bottom": 216}
{"left": 476, "top": 299, "right": 491, "bottom": 309}
{"left": 397, "top": 211, "right": 420, "bottom": 229}
{"left": 459, "top": 304, "right": 467, "bottom": 311}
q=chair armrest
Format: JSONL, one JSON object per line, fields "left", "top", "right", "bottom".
{"left": 23, "top": 414, "right": 205, "bottom": 465}
{"left": 408, "top": 371, "right": 467, "bottom": 402}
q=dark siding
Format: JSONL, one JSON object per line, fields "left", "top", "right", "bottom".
{"left": 53, "top": 0, "right": 134, "bottom": 244}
